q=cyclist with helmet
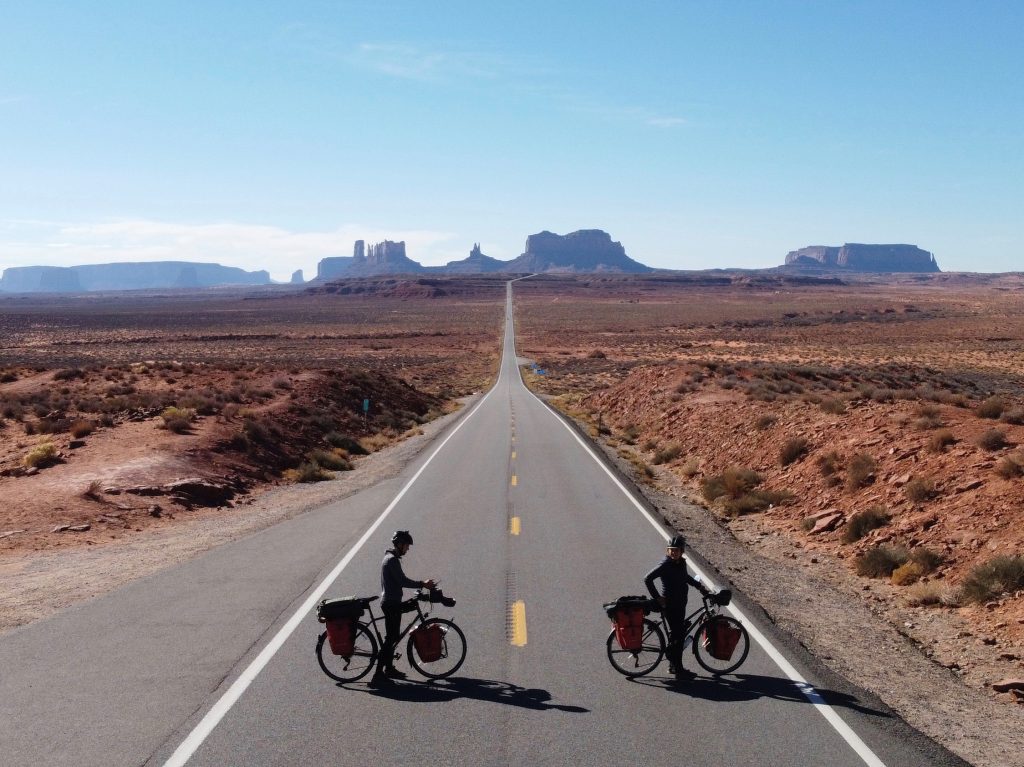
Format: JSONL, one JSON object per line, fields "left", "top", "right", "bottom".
{"left": 644, "top": 534, "right": 710, "bottom": 680}
{"left": 369, "top": 530, "right": 436, "bottom": 686}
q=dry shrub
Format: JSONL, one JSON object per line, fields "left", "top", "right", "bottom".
{"left": 904, "top": 476, "right": 937, "bottom": 503}
{"left": 700, "top": 475, "right": 726, "bottom": 502}
{"left": 53, "top": 367, "right": 86, "bottom": 381}
{"left": 286, "top": 462, "right": 333, "bottom": 483}
{"left": 620, "top": 423, "right": 641, "bottom": 444}
{"left": 911, "top": 546, "right": 944, "bottom": 572}
{"left": 652, "top": 443, "right": 682, "bottom": 465}
{"left": 816, "top": 450, "right": 844, "bottom": 486}
{"left": 722, "top": 466, "right": 762, "bottom": 497}
{"left": 160, "top": 406, "right": 196, "bottom": 434}
{"left": 70, "top": 420, "right": 95, "bottom": 438}
{"left": 779, "top": 436, "right": 809, "bottom": 466}
{"left": 307, "top": 449, "right": 352, "bottom": 471}
{"left": 891, "top": 560, "right": 927, "bottom": 585}
{"left": 977, "top": 428, "right": 1008, "bottom": 451}
{"left": 960, "top": 555, "right": 1024, "bottom": 603}
{"left": 975, "top": 396, "right": 1005, "bottom": 419}
{"left": 841, "top": 505, "right": 890, "bottom": 543}
{"left": 724, "top": 488, "right": 794, "bottom": 517}
{"left": 855, "top": 544, "right": 910, "bottom": 578}
{"left": 680, "top": 457, "right": 700, "bottom": 478}
{"left": 754, "top": 414, "right": 776, "bottom": 430}
{"left": 82, "top": 479, "right": 104, "bottom": 501}
{"left": 915, "top": 403, "right": 942, "bottom": 419}
{"left": 820, "top": 397, "right": 846, "bottom": 415}
{"left": 913, "top": 414, "right": 943, "bottom": 431}
{"left": 325, "top": 432, "right": 368, "bottom": 454}
{"left": 1001, "top": 407, "right": 1024, "bottom": 425}
{"left": 846, "top": 452, "right": 876, "bottom": 491}
{"left": 927, "top": 429, "right": 956, "bottom": 453}
{"left": 586, "top": 349, "right": 606, "bottom": 359}
{"left": 905, "top": 581, "right": 947, "bottom": 606}
{"left": 995, "top": 451, "right": 1024, "bottom": 479}
{"left": 23, "top": 442, "right": 58, "bottom": 468}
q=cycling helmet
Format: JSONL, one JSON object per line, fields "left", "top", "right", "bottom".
{"left": 667, "top": 534, "right": 686, "bottom": 549}
{"left": 391, "top": 530, "right": 414, "bottom": 546}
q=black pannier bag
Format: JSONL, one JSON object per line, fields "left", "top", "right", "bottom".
{"left": 316, "top": 597, "right": 366, "bottom": 623}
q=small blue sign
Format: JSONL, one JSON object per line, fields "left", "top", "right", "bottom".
{"left": 536, "top": 369, "right": 546, "bottom": 376}
{"left": 363, "top": 398, "right": 370, "bottom": 412}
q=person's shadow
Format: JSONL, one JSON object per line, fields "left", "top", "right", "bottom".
{"left": 631, "top": 671, "right": 889, "bottom": 718}
{"left": 347, "top": 676, "right": 589, "bottom": 713}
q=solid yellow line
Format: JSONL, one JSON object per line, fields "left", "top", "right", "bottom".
{"left": 511, "top": 474, "right": 518, "bottom": 486}
{"left": 511, "top": 600, "right": 528, "bottom": 646}
{"left": 510, "top": 516, "right": 521, "bottom": 535}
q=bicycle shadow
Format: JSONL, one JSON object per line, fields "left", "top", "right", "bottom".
{"left": 631, "top": 671, "right": 890, "bottom": 718}
{"left": 351, "top": 676, "right": 589, "bottom": 713}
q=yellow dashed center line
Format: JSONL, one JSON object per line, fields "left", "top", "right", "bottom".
{"left": 510, "top": 600, "right": 528, "bottom": 646}
{"left": 510, "top": 516, "right": 521, "bottom": 535}
{"left": 511, "top": 450, "right": 516, "bottom": 460}
{"left": 510, "top": 474, "right": 518, "bottom": 486}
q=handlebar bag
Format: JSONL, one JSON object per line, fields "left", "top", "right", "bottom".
{"left": 411, "top": 623, "right": 445, "bottom": 663}
{"left": 703, "top": 617, "right": 741, "bottom": 661}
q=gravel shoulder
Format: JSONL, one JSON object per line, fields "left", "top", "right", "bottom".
{"left": 0, "top": 395, "right": 480, "bottom": 635}
{"left": 566, "top": 405, "right": 1022, "bottom": 767}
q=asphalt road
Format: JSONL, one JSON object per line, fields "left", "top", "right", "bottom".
{"left": 0, "top": 281, "right": 968, "bottom": 766}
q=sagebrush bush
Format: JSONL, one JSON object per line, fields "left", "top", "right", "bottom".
{"left": 587, "top": 349, "right": 606, "bottom": 359}
{"left": 652, "top": 443, "right": 682, "bottom": 465}
{"left": 23, "top": 442, "right": 58, "bottom": 468}
{"left": 160, "top": 406, "right": 196, "bottom": 434}
{"left": 307, "top": 449, "right": 352, "bottom": 472}
{"left": 723, "top": 488, "right": 794, "bottom": 517}
{"left": 816, "top": 450, "right": 844, "bottom": 486}
{"left": 975, "top": 396, "right": 1005, "bottom": 419}
{"left": 700, "top": 475, "right": 726, "bottom": 502}
{"left": 846, "top": 452, "right": 876, "bottom": 491}
{"left": 995, "top": 451, "right": 1024, "bottom": 479}
{"left": 325, "top": 432, "right": 369, "bottom": 454}
{"left": 754, "top": 414, "right": 776, "bottom": 430}
{"left": 905, "top": 581, "right": 947, "bottom": 606}
{"left": 1001, "top": 407, "right": 1024, "bottom": 425}
{"left": 779, "top": 436, "right": 809, "bottom": 466}
{"left": 722, "top": 466, "right": 762, "bottom": 497}
{"left": 891, "top": 560, "right": 927, "bottom": 585}
{"left": 910, "top": 546, "right": 944, "bottom": 572}
{"left": 855, "top": 545, "right": 910, "bottom": 578}
{"left": 680, "top": 457, "right": 700, "bottom": 478}
{"left": 841, "top": 506, "right": 890, "bottom": 543}
{"left": 977, "top": 428, "right": 1008, "bottom": 451}
{"left": 818, "top": 396, "right": 846, "bottom": 415}
{"left": 927, "top": 429, "right": 956, "bottom": 453}
{"left": 70, "top": 420, "right": 95, "bottom": 438}
{"left": 904, "top": 476, "right": 937, "bottom": 503}
{"left": 960, "top": 555, "right": 1024, "bottom": 603}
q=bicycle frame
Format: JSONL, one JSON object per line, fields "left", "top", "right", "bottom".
{"left": 657, "top": 593, "right": 722, "bottom": 645}
{"left": 361, "top": 591, "right": 434, "bottom": 651}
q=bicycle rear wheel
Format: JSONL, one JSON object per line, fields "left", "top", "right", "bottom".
{"left": 316, "top": 622, "right": 378, "bottom": 683}
{"left": 406, "top": 618, "right": 467, "bottom": 679}
{"left": 692, "top": 615, "right": 750, "bottom": 675}
{"left": 606, "top": 618, "right": 665, "bottom": 678}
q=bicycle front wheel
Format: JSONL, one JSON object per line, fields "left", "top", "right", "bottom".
{"left": 606, "top": 618, "right": 665, "bottom": 678}
{"left": 692, "top": 615, "right": 750, "bottom": 675}
{"left": 316, "top": 622, "right": 378, "bottom": 683}
{"left": 406, "top": 618, "right": 467, "bottom": 679}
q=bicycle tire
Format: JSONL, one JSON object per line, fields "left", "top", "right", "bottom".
{"left": 606, "top": 618, "right": 665, "bottom": 678}
{"left": 406, "top": 618, "right": 467, "bottom": 679}
{"left": 692, "top": 615, "right": 750, "bottom": 675}
{"left": 316, "top": 622, "right": 378, "bottom": 683}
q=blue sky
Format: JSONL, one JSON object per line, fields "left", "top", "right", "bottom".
{"left": 2, "top": 1, "right": 1021, "bottom": 280}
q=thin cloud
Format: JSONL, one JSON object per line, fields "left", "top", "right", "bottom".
{"left": 349, "top": 43, "right": 507, "bottom": 83}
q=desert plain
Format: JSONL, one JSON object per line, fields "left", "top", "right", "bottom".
{"left": 1, "top": 271, "right": 1023, "bottom": 755}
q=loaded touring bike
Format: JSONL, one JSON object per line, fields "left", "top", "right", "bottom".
{"left": 604, "top": 589, "right": 750, "bottom": 678}
{"left": 315, "top": 587, "right": 467, "bottom": 683}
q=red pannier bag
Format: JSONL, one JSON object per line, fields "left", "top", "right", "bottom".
{"left": 325, "top": 619, "right": 355, "bottom": 657}
{"left": 412, "top": 623, "right": 444, "bottom": 663}
{"left": 613, "top": 606, "right": 645, "bottom": 652}
{"left": 704, "top": 617, "right": 741, "bottom": 661}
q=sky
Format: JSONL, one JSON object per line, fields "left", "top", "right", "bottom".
{"left": 1, "top": 1, "right": 1022, "bottom": 281}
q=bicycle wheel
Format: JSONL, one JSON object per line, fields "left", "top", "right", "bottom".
{"left": 316, "top": 622, "right": 378, "bottom": 683}
{"left": 692, "top": 615, "right": 750, "bottom": 675}
{"left": 406, "top": 618, "right": 467, "bottom": 679}
{"left": 606, "top": 618, "right": 665, "bottom": 678}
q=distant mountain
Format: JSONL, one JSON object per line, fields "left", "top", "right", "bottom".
{"left": 504, "top": 230, "right": 651, "bottom": 273}
{"left": 312, "top": 230, "right": 652, "bottom": 280}
{"left": 0, "top": 261, "right": 272, "bottom": 293}
{"left": 784, "top": 244, "right": 939, "bottom": 273}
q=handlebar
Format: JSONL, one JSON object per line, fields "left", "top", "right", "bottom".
{"left": 417, "top": 587, "right": 457, "bottom": 608}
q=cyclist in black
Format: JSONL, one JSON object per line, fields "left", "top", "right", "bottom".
{"left": 369, "top": 530, "right": 435, "bottom": 687}
{"left": 644, "top": 534, "right": 710, "bottom": 680}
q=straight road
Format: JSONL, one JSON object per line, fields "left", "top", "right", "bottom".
{"left": 0, "top": 281, "right": 966, "bottom": 766}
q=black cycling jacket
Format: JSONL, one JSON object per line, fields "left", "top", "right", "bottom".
{"left": 644, "top": 555, "right": 705, "bottom": 608}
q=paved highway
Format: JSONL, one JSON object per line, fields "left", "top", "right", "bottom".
{"left": 0, "top": 281, "right": 966, "bottom": 766}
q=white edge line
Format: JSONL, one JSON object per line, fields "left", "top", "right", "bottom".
{"left": 511, "top": 336, "right": 886, "bottom": 765}
{"left": 162, "top": 385, "right": 495, "bottom": 767}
